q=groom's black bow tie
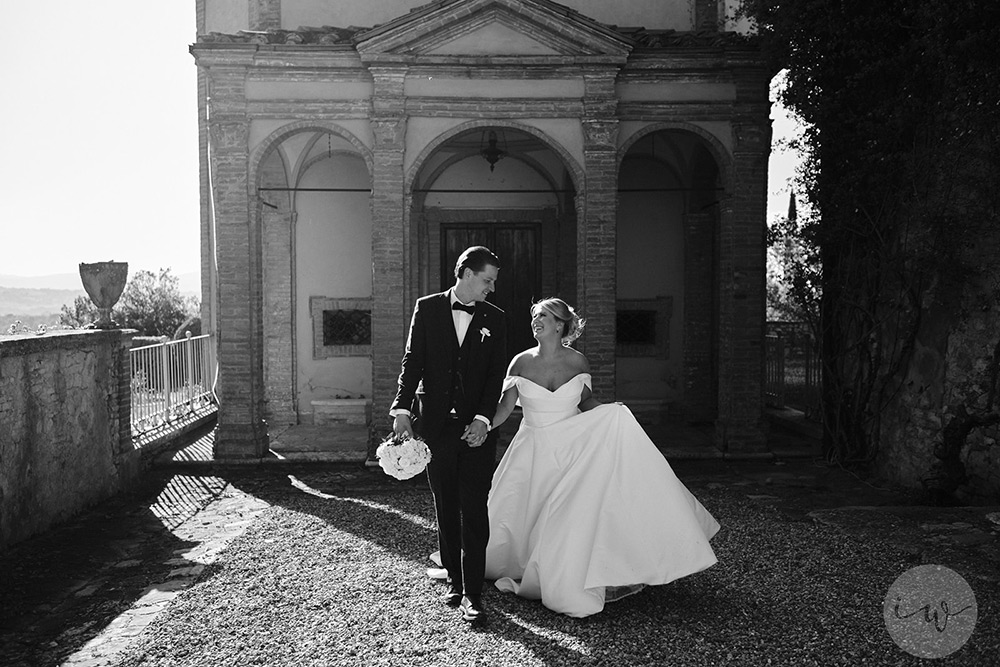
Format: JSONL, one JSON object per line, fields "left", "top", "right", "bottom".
{"left": 452, "top": 302, "right": 476, "bottom": 315}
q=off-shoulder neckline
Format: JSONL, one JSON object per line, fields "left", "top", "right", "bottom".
{"left": 509, "top": 372, "right": 590, "bottom": 393}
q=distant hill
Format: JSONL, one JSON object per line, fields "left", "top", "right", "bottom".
{"left": 0, "top": 271, "right": 200, "bottom": 295}
{"left": 0, "top": 286, "right": 84, "bottom": 316}
{"left": 0, "top": 271, "right": 201, "bottom": 330}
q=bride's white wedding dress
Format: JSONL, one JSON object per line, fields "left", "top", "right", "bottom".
{"left": 484, "top": 373, "right": 720, "bottom": 618}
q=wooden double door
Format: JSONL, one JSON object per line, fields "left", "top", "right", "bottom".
{"left": 441, "top": 223, "right": 541, "bottom": 359}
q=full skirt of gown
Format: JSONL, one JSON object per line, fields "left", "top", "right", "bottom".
{"left": 484, "top": 374, "right": 720, "bottom": 618}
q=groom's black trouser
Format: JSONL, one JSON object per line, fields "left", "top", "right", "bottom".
{"left": 426, "top": 419, "right": 496, "bottom": 596}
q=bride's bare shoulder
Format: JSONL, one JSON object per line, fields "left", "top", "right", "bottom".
{"left": 561, "top": 347, "right": 590, "bottom": 373}
{"left": 508, "top": 348, "right": 539, "bottom": 375}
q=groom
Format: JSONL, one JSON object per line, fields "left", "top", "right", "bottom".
{"left": 391, "top": 246, "right": 508, "bottom": 626}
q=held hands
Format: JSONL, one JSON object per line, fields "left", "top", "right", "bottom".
{"left": 462, "top": 420, "right": 489, "bottom": 448}
{"left": 393, "top": 413, "right": 415, "bottom": 440}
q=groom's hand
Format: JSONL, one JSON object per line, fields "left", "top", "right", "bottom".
{"left": 462, "top": 420, "right": 488, "bottom": 447}
{"left": 393, "top": 414, "right": 414, "bottom": 440}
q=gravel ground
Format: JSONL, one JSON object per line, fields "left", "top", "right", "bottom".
{"left": 99, "top": 480, "right": 997, "bottom": 667}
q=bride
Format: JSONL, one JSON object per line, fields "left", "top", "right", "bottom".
{"left": 483, "top": 298, "right": 720, "bottom": 618}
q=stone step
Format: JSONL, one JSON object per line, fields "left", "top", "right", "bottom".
{"left": 269, "top": 424, "right": 369, "bottom": 462}
{"left": 311, "top": 398, "right": 370, "bottom": 426}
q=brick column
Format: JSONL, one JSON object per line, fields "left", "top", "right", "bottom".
{"left": 715, "top": 118, "right": 770, "bottom": 452}
{"left": 367, "top": 66, "right": 409, "bottom": 457}
{"left": 196, "top": 64, "right": 216, "bottom": 342}
{"left": 208, "top": 67, "right": 269, "bottom": 459}
{"left": 115, "top": 330, "right": 136, "bottom": 466}
{"left": 262, "top": 198, "right": 296, "bottom": 426}
{"left": 579, "top": 72, "right": 620, "bottom": 401}
{"left": 684, "top": 212, "right": 717, "bottom": 421}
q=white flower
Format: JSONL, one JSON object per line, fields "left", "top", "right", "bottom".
{"left": 376, "top": 434, "right": 432, "bottom": 480}
{"left": 479, "top": 327, "right": 491, "bottom": 343}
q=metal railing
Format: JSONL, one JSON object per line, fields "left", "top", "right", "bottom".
{"left": 130, "top": 333, "right": 216, "bottom": 438}
{"left": 764, "top": 334, "right": 786, "bottom": 408}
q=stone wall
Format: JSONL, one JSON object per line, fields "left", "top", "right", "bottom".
{"left": 880, "top": 272, "right": 1000, "bottom": 502}
{"left": 0, "top": 330, "right": 136, "bottom": 548}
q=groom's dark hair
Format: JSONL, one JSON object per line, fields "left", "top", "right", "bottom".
{"left": 455, "top": 246, "right": 501, "bottom": 279}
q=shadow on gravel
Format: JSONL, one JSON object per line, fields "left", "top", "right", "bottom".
{"left": 0, "top": 470, "right": 228, "bottom": 667}
{"left": 227, "top": 466, "right": 438, "bottom": 565}
{"left": 218, "top": 468, "right": 744, "bottom": 666}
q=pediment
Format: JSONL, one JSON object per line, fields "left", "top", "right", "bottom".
{"left": 356, "top": 0, "right": 632, "bottom": 60}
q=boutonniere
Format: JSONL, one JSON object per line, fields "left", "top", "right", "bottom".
{"left": 479, "top": 327, "right": 491, "bottom": 343}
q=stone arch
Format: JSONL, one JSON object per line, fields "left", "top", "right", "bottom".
{"left": 615, "top": 121, "right": 731, "bottom": 423}
{"left": 249, "top": 121, "right": 373, "bottom": 189}
{"left": 618, "top": 121, "right": 733, "bottom": 195}
{"left": 248, "top": 122, "right": 373, "bottom": 428}
{"left": 295, "top": 149, "right": 371, "bottom": 209}
{"left": 405, "top": 119, "right": 584, "bottom": 355}
{"left": 405, "top": 119, "right": 584, "bottom": 195}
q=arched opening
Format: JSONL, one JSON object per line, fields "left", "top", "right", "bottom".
{"left": 254, "top": 127, "right": 373, "bottom": 426}
{"left": 409, "top": 125, "right": 579, "bottom": 357}
{"left": 617, "top": 128, "right": 724, "bottom": 426}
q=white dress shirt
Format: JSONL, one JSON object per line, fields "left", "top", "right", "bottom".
{"left": 451, "top": 289, "right": 474, "bottom": 347}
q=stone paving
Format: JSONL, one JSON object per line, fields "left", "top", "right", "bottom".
{"left": 1, "top": 423, "right": 998, "bottom": 667}
{"left": 61, "top": 489, "right": 270, "bottom": 666}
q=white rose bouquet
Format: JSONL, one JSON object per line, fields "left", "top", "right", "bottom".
{"left": 376, "top": 434, "right": 432, "bottom": 480}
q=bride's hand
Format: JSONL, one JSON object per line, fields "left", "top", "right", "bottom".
{"left": 462, "top": 420, "right": 489, "bottom": 447}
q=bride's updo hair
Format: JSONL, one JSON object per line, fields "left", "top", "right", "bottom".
{"left": 532, "top": 297, "right": 586, "bottom": 346}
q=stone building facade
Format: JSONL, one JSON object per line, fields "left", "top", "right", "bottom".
{"left": 191, "top": 0, "right": 774, "bottom": 459}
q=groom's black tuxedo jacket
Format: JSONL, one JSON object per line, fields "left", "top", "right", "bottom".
{"left": 392, "top": 291, "right": 508, "bottom": 442}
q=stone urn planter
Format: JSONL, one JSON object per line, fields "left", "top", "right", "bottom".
{"left": 79, "top": 261, "right": 128, "bottom": 329}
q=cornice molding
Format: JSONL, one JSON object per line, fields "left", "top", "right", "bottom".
{"left": 403, "top": 97, "right": 584, "bottom": 117}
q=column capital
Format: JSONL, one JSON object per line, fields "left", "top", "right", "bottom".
{"left": 370, "top": 115, "right": 407, "bottom": 150}
{"left": 582, "top": 118, "right": 620, "bottom": 151}
{"left": 732, "top": 118, "right": 772, "bottom": 155}
{"left": 209, "top": 118, "right": 249, "bottom": 148}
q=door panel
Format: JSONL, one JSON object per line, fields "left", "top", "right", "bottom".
{"left": 441, "top": 224, "right": 541, "bottom": 359}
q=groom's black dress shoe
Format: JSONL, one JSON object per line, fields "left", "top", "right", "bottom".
{"left": 460, "top": 595, "right": 487, "bottom": 626}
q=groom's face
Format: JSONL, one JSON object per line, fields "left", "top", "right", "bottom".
{"left": 461, "top": 264, "right": 499, "bottom": 303}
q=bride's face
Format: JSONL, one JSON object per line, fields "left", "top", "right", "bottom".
{"left": 531, "top": 308, "right": 562, "bottom": 341}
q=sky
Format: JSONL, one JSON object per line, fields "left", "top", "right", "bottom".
{"left": 1, "top": 2, "right": 200, "bottom": 279}
{"left": 0, "top": 2, "right": 801, "bottom": 282}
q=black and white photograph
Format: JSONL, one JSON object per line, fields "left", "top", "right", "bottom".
{"left": 2, "top": 1, "right": 998, "bottom": 665}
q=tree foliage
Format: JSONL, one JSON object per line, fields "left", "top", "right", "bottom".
{"left": 767, "top": 190, "right": 821, "bottom": 333}
{"left": 117, "top": 269, "right": 197, "bottom": 336}
{"left": 59, "top": 296, "right": 101, "bottom": 330}
{"left": 742, "top": 0, "right": 1000, "bottom": 465}
{"left": 60, "top": 268, "right": 198, "bottom": 337}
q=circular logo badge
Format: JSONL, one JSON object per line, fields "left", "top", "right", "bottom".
{"left": 884, "top": 565, "right": 977, "bottom": 659}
